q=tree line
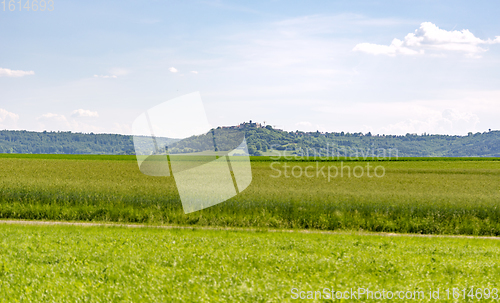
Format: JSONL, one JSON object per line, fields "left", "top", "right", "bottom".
{"left": 1, "top": 126, "right": 499, "bottom": 157}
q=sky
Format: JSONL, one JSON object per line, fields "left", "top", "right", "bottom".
{"left": 1, "top": 0, "right": 500, "bottom": 135}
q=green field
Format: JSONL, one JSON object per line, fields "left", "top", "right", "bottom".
{"left": 1, "top": 154, "right": 500, "bottom": 235}
{"left": 1, "top": 154, "right": 500, "bottom": 302}
{"left": 0, "top": 223, "right": 499, "bottom": 302}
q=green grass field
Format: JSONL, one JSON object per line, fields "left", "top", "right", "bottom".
{"left": 1, "top": 223, "right": 500, "bottom": 302}
{"left": 1, "top": 154, "right": 500, "bottom": 302}
{"left": 1, "top": 154, "right": 500, "bottom": 235}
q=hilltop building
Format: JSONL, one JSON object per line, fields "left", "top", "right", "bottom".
{"left": 220, "top": 120, "right": 264, "bottom": 129}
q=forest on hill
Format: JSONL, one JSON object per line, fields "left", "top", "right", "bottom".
{"left": 241, "top": 125, "right": 500, "bottom": 157}
{"left": 0, "top": 131, "right": 135, "bottom": 155}
{"left": 1, "top": 124, "right": 499, "bottom": 157}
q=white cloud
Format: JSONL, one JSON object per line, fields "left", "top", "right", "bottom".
{"left": 353, "top": 39, "right": 422, "bottom": 56}
{"left": 353, "top": 22, "right": 500, "bottom": 57}
{"left": 312, "top": 94, "right": 496, "bottom": 135}
{"left": 191, "top": 71, "right": 198, "bottom": 74}
{"left": 93, "top": 68, "right": 129, "bottom": 79}
{"left": 0, "top": 67, "right": 35, "bottom": 77}
{"left": 36, "top": 112, "right": 103, "bottom": 132}
{"left": 36, "top": 113, "right": 71, "bottom": 131}
{"left": 37, "top": 113, "right": 69, "bottom": 123}
{"left": 108, "top": 68, "right": 130, "bottom": 76}
{"left": 169, "top": 67, "right": 178, "bottom": 73}
{"left": 0, "top": 108, "right": 19, "bottom": 129}
{"left": 378, "top": 108, "right": 480, "bottom": 135}
{"left": 0, "top": 108, "right": 19, "bottom": 122}
{"left": 93, "top": 74, "right": 117, "bottom": 79}
{"left": 112, "top": 122, "right": 132, "bottom": 135}
{"left": 71, "top": 109, "right": 99, "bottom": 118}
{"left": 274, "top": 14, "right": 412, "bottom": 36}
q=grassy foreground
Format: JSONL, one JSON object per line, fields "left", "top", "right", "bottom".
{"left": 1, "top": 223, "right": 500, "bottom": 302}
{"left": 1, "top": 154, "right": 500, "bottom": 235}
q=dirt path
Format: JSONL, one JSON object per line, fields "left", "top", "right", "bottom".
{"left": 1, "top": 219, "right": 499, "bottom": 240}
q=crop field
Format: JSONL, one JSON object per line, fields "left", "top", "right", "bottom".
{"left": 0, "top": 223, "right": 500, "bottom": 302}
{"left": 0, "top": 154, "right": 500, "bottom": 235}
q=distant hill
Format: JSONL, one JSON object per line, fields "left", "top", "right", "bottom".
{"left": 0, "top": 130, "right": 135, "bottom": 155}
{"left": 1, "top": 124, "right": 500, "bottom": 157}
{"left": 240, "top": 123, "right": 500, "bottom": 157}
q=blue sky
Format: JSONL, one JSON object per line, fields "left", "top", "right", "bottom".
{"left": 1, "top": 0, "right": 500, "bottom": 135}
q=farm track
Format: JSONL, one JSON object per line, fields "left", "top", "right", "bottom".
{"left": 2, "top": 219, "right": 500, "bottom": 240}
